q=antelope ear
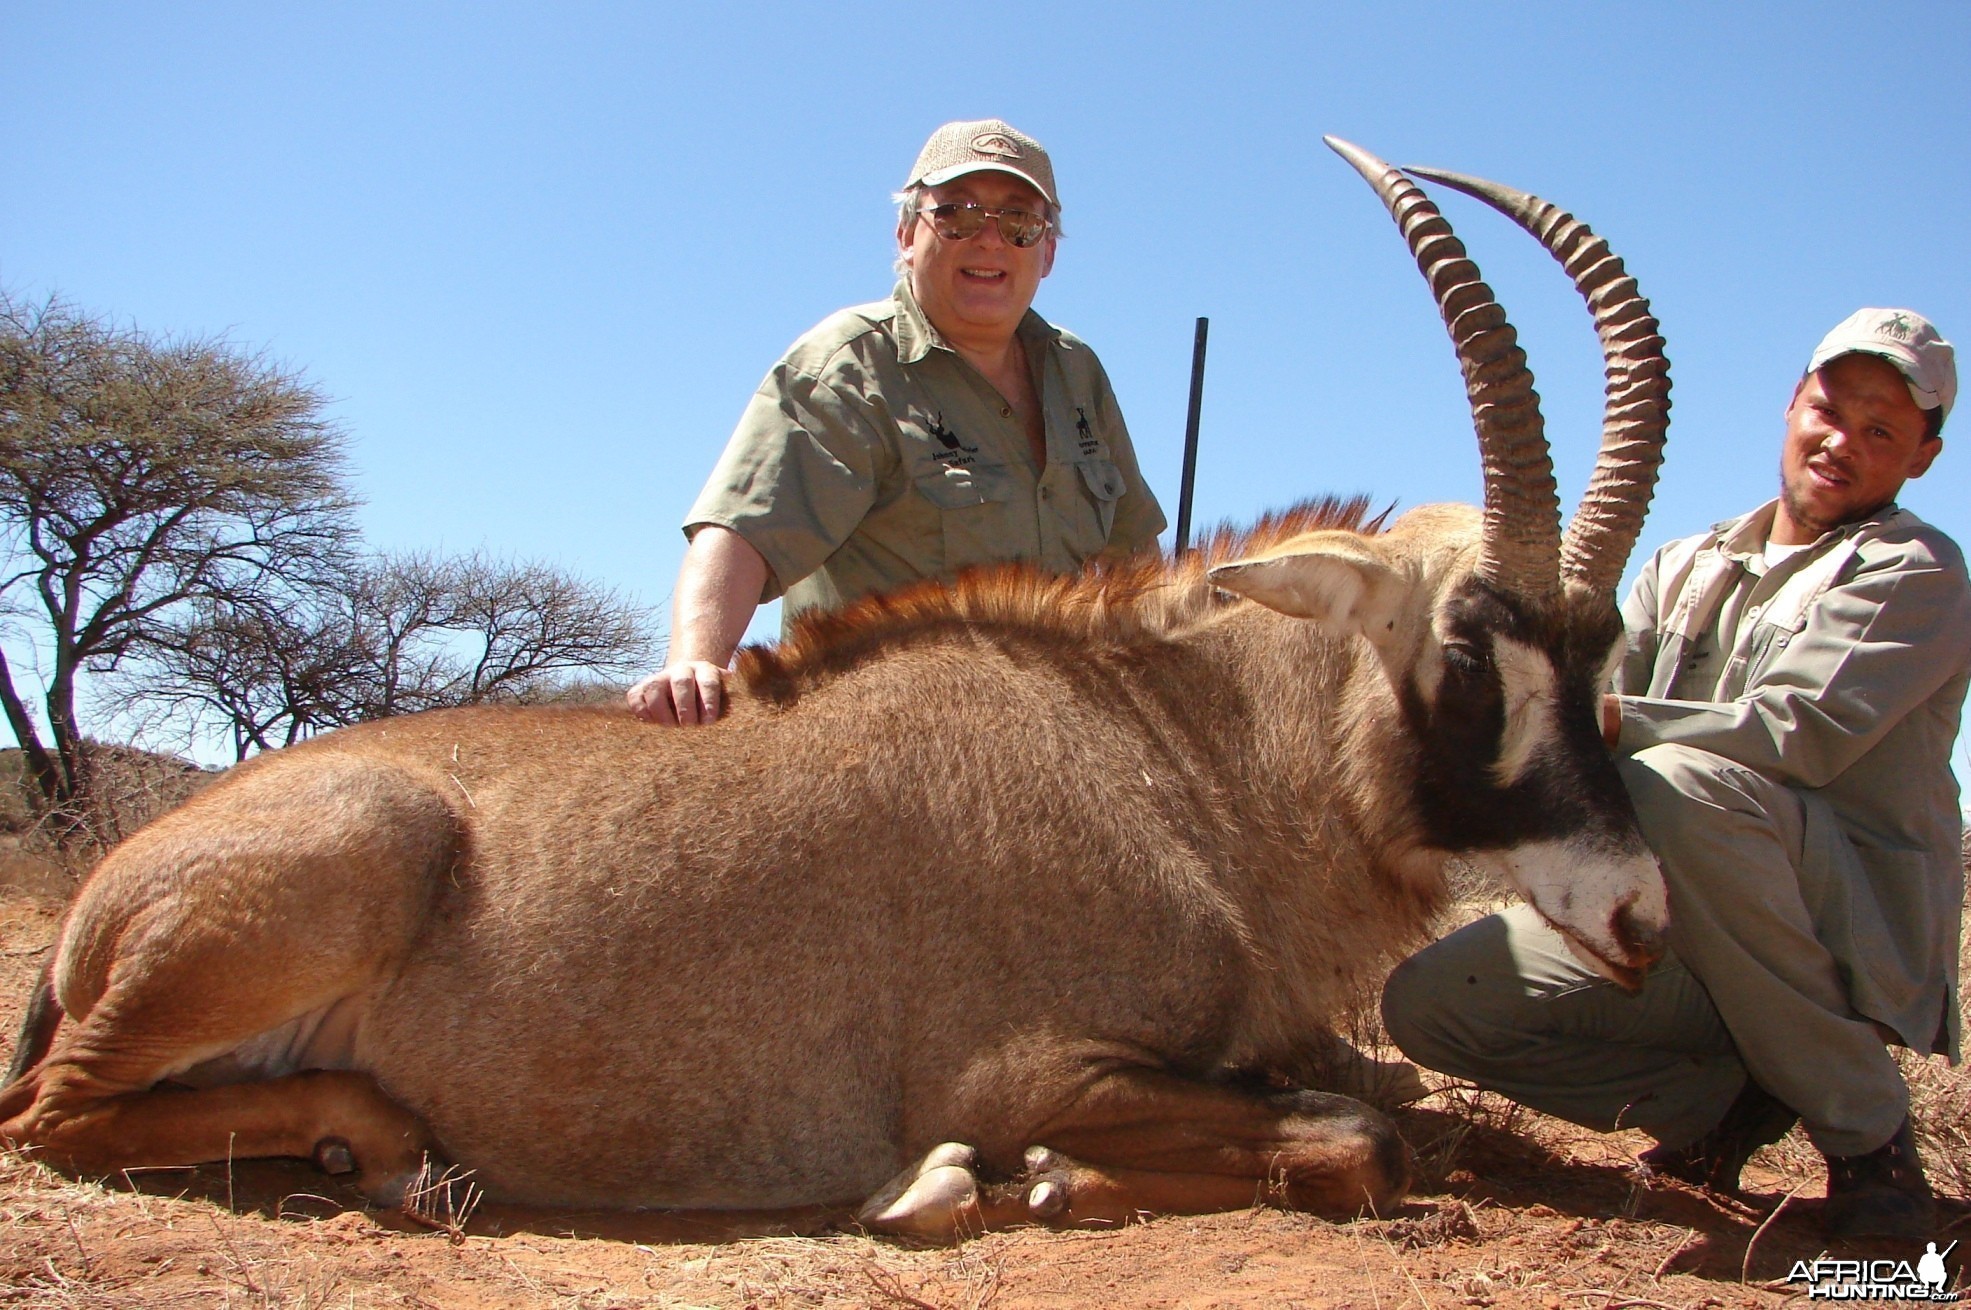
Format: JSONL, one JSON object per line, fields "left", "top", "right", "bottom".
{"left": 1209, "top": 534, "right": 1409, "bottom": 652}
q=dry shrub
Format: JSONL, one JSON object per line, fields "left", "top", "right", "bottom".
{"left": 1, "top": 744, "right": 218, "bottom": 881}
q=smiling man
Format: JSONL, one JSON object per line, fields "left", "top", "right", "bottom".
{"left": 629, "top": 119, "right": 1165, "bottom": 725}
{"left": 1382, "top": 309, "right": 1968, "bottom": 1241}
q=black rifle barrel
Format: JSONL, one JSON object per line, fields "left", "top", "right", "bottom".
{"left": 1174, "top": 317, "right": 1209, "bottom": 557}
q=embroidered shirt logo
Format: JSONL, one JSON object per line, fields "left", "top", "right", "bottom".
{"left": 1074, "top": 407, "right": 1100, "bottom": 457}
{"left": 928, "top": 413, "right": 979, "bottom": 457}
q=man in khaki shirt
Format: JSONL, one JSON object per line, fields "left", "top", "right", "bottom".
{"left": 628, "top": 120, "right": 1165, "bottom": 725}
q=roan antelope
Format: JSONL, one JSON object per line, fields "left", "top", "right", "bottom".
{"left": 2, "top": 138, "right": 1672, "bottom": 1240}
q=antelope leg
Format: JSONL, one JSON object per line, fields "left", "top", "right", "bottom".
{"left": 2, "top": 1061, "right": 438, "bottom": 1206}
{"left": 857, "top": 1068, "right": 1410, "bottom": 1240}
{"left": 1026, "top": 1068, "right": 1409, "bottom": 1221}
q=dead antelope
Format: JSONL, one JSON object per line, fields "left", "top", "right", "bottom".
{"left": 1, "top": 138, "right": 1671, "bottom": 1241}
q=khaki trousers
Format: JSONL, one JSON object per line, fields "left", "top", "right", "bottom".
{"left": 1381, "top": 744, "right": 1908, "bottom": 1157}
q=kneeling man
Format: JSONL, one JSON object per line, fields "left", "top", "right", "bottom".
{"left": 1383, "top": 309, "right": 1967, "bottom": 1240}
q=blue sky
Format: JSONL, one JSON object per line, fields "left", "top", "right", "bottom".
{"left": 4, "top": 3, "right": 1969, "bottom": 785}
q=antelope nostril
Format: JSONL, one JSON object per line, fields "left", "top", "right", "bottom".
{"left": 1613, "top": 899, "right": 1667, "bottom": 964}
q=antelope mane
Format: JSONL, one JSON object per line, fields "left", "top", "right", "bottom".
{"left": 739, "top": 496, "right": 1387, "bottom": 706}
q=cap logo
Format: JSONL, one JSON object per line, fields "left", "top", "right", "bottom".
{"left": 1878, "top": 312, "right": 1916, "bottom": 341}
{"left": 971, "top": 133, "right": 1021, "bottom": 159}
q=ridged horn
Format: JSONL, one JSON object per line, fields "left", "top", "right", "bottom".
{"left": 1324, "top": 136, "right": 1561, "bottom": 600}
{"left": 1404, "top": 166, "right": 1670, "bottom": 600}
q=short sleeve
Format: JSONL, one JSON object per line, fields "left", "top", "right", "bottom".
{"left": 684, "top": 363, "right": 883, "bottom": 601}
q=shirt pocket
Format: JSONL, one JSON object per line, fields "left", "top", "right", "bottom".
{"left": 912, "top": 462, "right": 1019, "bottom": 573}
{"left": 1074, "top": 457, "right": 1125, "bottom": 541}
{"left": 1048, "top": 455, "right": 1127, "bottom": 555}
{"left": 1744, "top": 608, "right": 1810, "bottom": 685}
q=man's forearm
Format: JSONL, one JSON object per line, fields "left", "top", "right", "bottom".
{"left": 671, "top": 525, "right": 771, "bottom": 666}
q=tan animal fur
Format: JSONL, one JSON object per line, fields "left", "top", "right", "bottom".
{"left": 0, "top": 501, "right": 1509, "bottom": 1227}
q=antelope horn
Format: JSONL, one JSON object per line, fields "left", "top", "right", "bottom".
{"left": 1403, "top": 166, "right": 1670, "bottom": 600}
{"left": 1324, "top": 137, "right": 1561, "bottom": 600}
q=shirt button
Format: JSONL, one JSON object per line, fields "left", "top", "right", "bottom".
{"left": 1040, "top": 486, "right": 1052, "bottom": 500}
{"left": 999, "top": 405, "right": 1012, "bottom": 418}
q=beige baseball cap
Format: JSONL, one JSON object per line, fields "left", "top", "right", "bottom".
{"left": 905, "top": 119, "right": 1058, "bottom": 207}
{"left": 1809, "top": 308, "right": 1955, "bottom": 424}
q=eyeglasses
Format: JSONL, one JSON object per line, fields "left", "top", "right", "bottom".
{"left": 916, "top": 202, "right": 1051, "bottom": 248}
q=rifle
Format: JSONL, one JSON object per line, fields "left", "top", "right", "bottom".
{"left": 1173, "top": 316, "right": 1209, "bottom": 557}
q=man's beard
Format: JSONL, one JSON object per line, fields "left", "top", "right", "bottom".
{"left": 1778, "top": 466, "right": 1890, "bottom": 539}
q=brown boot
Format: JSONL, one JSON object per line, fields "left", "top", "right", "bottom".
{"left": 1638, "top": 1079, "right": 1798, "bottom": 1192}
{"left": 1822, "top": 1118, "right": 1934, "bottom": 1242}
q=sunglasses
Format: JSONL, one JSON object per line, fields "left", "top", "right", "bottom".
{"left": 916, "top": 202, "right": 1051, "bottom": 249}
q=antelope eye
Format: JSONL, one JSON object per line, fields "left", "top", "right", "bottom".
{"left": 1443, "top": 641, "right": 1489, "bottom": 673}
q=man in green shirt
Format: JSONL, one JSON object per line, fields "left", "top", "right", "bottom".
{"left": 628, "top": 119, "right": 1165, "bottom": 725}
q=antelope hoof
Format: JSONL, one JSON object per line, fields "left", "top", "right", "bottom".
{"left": 313, "top": 1137, "right": 358, "bottom": 1176}
{"left": 858, "top": 1142, "right": 981, "bottom": 1241}
{"left": 1022, "top": 1145, "right": 1075, "bottom": 1220}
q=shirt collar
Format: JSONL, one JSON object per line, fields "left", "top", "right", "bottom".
{"left": 890, "top": 279, "right": 1060, "bottom": 366}
{"left": 1712, "top": 497, "right": 1903, "bottom": 561}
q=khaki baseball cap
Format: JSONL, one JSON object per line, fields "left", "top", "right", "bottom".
{"left": 1809, "top": 308, "right": 1956, "bottom": 423}
{"left": 905, "top": 119, "right": 1058, "bottom": 207}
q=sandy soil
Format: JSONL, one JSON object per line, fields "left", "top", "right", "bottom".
{"left": 1, "top": 850, "right": 1964, "bottom": 1309}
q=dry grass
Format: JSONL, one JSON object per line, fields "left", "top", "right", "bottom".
{"left": 0, "top": 1151, "right": 354, "bottom": 1309}
{"left": 0, "top": 1146, "right": 1821, "bottom": 1310}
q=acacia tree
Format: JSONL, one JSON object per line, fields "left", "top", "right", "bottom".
{"left": 0, "top": 293, "right": 354, "bottom": 812}
{"left": 352, "top": 551, "right": 657, "bottom": 715}
{"left": 116, "top": 589, "right": 368, "bottom": 759}
{"left": 122, "top": 550, "right": 657, "bottom": 760}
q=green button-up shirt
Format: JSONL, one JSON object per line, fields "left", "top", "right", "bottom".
{"left": 686, "top": 281, "right": 1166, "bottom": 626}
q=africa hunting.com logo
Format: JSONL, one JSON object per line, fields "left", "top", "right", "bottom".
{"left": 1786, "top": 1240, "right": 1959, "bottom": 1300}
